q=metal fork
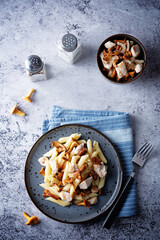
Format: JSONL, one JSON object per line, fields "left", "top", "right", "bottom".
{"left": 103, "top": 142, "right": 154, "bottom": 229}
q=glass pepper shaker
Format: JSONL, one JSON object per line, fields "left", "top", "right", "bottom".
{"left": 25, "top": 55, "right": 46, "bottom": 81}
{"left": 58, "top": 33, "right": 82, "bottom": 64}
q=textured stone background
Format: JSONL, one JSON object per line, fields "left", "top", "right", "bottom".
{"left": 0, "top": 0, "right": 160, "bottom": 239}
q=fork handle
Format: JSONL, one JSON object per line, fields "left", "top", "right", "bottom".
{"left": 103, "top": 172, "right": 135, "bottom": 229}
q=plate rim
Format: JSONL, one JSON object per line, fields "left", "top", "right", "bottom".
{"left": 24, "top": 123, "right": 123, "bottom": 224}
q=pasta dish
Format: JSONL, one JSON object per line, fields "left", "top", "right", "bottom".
{"left": 38, "top": 133, "right": 107, "bottom": 208}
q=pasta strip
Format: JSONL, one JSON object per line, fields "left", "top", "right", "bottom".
{"left": 62, "top": 184, "right": 72, "bottom": 191}
{"left": 47, "top": 176, "right": 60, "bottom": 184}
{"left": 91, "top": 150, "right": 99, "bottom": 158}
{"left": 44, "top": 161, "right": 51, "bottom": 184}
{"left": 46, "top": 197, "right": 70, "bottom": 207}
{"left": 44, "top": 147, "right": 56, "bottom": 158}
{"left": 64, "top": 133, "right": 81, "bottom": 149}
{"left": 93, "top": 141, "right": 107, "bottom": 163}
{"left": 87, "top": 139, "right": 92, "bottom": 156}
{"left": 40, "top": 183, "right": 60, "bottom": 197}
{"left": 98, "top": 176, "right": 106, "bottom": 189}
{"left": 85, "top": 192, "right": 98, "bottom": 200}
{"left": 62, "top": 161, "right": 69, "bottom": 184}
{"left": 78, "top": 155, "right": 89, "bottom": 168}
{"left": 78, "top": 139, "right": 86, "bottom": 144}
{"left": 71, "top": 156, "right": 80, "bottom": 164}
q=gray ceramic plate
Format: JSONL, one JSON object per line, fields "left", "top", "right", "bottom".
{"left": 25, "top": 124, "right": 123, "bottom": 223}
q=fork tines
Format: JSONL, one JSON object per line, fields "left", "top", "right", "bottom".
{"left": 137, "top": 142, "right": 154, "bottom": 159}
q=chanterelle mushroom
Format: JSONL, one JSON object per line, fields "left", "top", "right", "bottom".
{"left": 67, "top": 140, "right": 79, "bottom": 154}
{"left": 10, "top": 105, "right": 26, "bottom": 116}
{"left": 100, "top": 53, "right": 118, "bottom": 70}
{"left": 117, "top": 42, "right": 126, "bottom": 53}
{"left": 23, "top": 212, "right": 39, "bottom": 225}
{"left": 52, "top": 140, "right": 67, "bottom": 152}
{"left": 22, "top": 88, "right": 35, "bottom": 102}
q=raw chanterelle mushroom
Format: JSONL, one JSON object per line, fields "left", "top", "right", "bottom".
{"left": 22, "top": 88, "right": 35, "bottom": 102}
{"left": 23, "top": 212, "right": 39, "bottom": 225}
{"left": 10, "top": 104, "right": 26, "bottom": 116}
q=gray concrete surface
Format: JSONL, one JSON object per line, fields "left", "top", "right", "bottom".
{"left": 0, "top": 0, "right": 160, "bottom": 239}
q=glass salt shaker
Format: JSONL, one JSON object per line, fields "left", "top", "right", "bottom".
{"left": 25, "top": 55, "right": 46, "bottom": 81}
{"left": 58, "top": 33, "right": 82, "bottom": 64}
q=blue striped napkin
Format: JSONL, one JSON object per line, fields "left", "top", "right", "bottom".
{"left": 42, "top": 105, "right": 136, "bottom": 217}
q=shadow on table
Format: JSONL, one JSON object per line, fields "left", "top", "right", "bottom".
{"left": 45, "top": 64, "right": 54, "bottom": 80}
{"left": 77, "top": 211, "right": 138, "bottom": 229}
{"left": 73, "top": 44, "right": 97, "bottom": 66}
{"left": 135, "top": 45, "right": 160, "bottom": 86}
{"left": 75, "top": 43, "right": 160, "bottom": 89}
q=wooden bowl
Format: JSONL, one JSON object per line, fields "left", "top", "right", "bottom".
{"left": 97, "top": 34, "right": 147, "bottom": 84}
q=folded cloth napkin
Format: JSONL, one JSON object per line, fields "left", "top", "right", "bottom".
{"left": 42, "top": 105, "right": 136, "bottom": 217}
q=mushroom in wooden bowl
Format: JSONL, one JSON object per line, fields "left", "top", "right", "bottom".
{"left": 97, "top": 34, "right": 147, "bottom": 84}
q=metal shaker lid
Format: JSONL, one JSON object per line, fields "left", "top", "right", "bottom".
{"left": 25, "top": 55, "right": 43, "bottom": 74}
{"left": 62, "top": 33, "right": 77, "bottom": 52}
